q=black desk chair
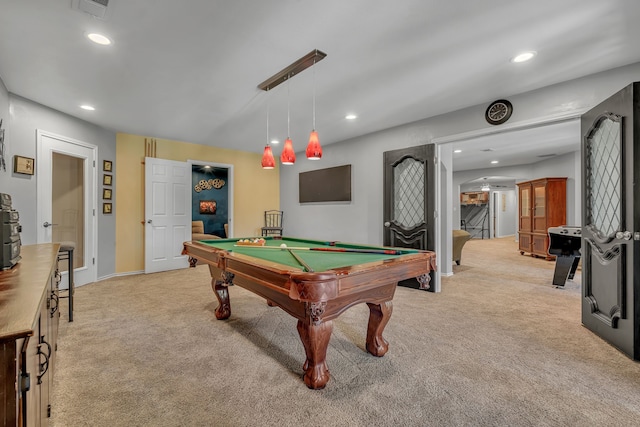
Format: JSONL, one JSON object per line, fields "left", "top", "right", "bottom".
{"left": 261, "top": 210, "right": 283, "bottom": 236}
{"left": 57, "top": 241, "right": 75, "bottom": 322}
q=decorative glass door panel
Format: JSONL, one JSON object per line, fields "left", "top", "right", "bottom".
{"left": 586, "top": 117, "right": 621, "bottom": 241}
{"left": 393, "top": 157, "right": 424, "bottom": 231}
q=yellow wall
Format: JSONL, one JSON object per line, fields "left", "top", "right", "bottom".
{"left": 115, "top": 133, "right": 280, "bottom": 273}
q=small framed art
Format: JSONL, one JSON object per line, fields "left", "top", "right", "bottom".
{"left": 103, "top": 202, "right": 112, "bottom": 214}
{"left": 14, "top": 155, "right": 35, "bottom": 175}
{"left": 103, "top": 160, "right": 113, "bottom": 172}
{"left": 199, "top": 200, "right": 217, "bottom": 214}
{"left": 103, "top": 188, "right": 112, "bottom": 200}
{"left": 103, "top": 174, "right": 112, "bottom": 186}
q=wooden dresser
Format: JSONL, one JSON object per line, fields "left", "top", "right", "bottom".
{"left": 517, "top": 178, "right": 567, "bottom": 259}
{"left": 0, "top": 244, "right": 60, "bottom": 426}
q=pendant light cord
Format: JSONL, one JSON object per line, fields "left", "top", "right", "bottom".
{"left": 287, "top": 76, "right": 291, "bottom": 137}
{"left": 312, "top": 58, "right": 316, "bottom": 130}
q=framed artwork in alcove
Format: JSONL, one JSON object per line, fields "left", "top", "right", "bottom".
{"left": 199, "top": 200, "right": 217, "bottom": 214}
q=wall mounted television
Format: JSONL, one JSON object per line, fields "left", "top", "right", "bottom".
{"left": 299, "top": 164, "right": 351, "bottom": 203}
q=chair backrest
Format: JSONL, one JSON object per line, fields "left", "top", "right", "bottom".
{"left": 192, "top": 221, "right": 205, "bottom": 234}
{"left": 264, "top": 210, "right": 283, "bottom": 228}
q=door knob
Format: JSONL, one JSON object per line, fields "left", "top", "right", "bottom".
{"left": 147, "top": 219, "right": 152, "bottom": 224}
{"left": 616, "top": 231, "right": 632, "bottom": 240}
{"left": 43, "top": 222, "right": 58, "bottom": 228}
{"left": 384, "top": 222, "right": 391, "bottom": 227}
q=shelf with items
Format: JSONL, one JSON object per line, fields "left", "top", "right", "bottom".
{"left": 460, "top": 191, "right": 489, "bottom": 205}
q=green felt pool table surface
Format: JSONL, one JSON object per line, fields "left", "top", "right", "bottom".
{"left": 197, "top": 237, "right": 421, "bottom": 272}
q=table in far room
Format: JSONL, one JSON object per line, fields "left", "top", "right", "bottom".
{"left": 183, "top": 236, "right": 436, "bottom": 389}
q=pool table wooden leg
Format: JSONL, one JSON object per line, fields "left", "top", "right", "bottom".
{"left": 365, "top": 301, "right": 393, "bottom": 357}
{"left": 211, "top": 279, "right": 231, "bottom": 320}
{"left": 296, "top": 319, "right": 333, "bottom": 389}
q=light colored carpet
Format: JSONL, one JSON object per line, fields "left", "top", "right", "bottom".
{"left": 50, "top": 237, "right": 640, "bottom": 426}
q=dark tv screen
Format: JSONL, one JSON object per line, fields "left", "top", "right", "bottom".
{"left": 299, "top": 164, "right": 351, "bottom": 203}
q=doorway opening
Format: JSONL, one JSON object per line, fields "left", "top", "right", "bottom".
{"left": 189, "top": 160, "right": 233, "bottom": 239}
{"left": 36, "top": 130, "right": 97, "bottom": 287}
{"left": 459, "top": 176, "right": 517, "bottom": 240}
{"left": 52, "top": 152, "right": 86, "bottom": 273}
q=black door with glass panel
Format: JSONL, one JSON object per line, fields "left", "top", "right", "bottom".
{"left": 383, "top": 144, "right": 436, "bottom": 291}
{"left": 581, "top": 82, "right": 640, "bottom": 359}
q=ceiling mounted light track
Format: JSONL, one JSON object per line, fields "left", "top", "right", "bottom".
{"left": 258, "top": 50, "right": 327, "bottom": 92}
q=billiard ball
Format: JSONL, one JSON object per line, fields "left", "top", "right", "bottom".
{"left": 280, "top": 243, "right": 287, "bottom": 248}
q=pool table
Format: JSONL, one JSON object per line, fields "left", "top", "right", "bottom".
{"left": 182, "top": 237, "right": 436, "bottom": 389}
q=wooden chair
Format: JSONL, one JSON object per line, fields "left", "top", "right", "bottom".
{"left": 261, "top": 210, "right": 283, "bottom": 236}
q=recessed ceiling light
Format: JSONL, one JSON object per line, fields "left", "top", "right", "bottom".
{"left": 345, "top": 114, "right": 357, "bottom": 120}
{"left": 491, "top": 160, "right": 499, "bottom": 164}
{"left": 511, "top": 51, "right": 536, "bottom": 63}
{"left": 80, "top": 105, "right": 95, "bottom": 111}
{"left": 271, "top": 139, "right": 280, "bottom": 145}
{"left": 87, "top": 33, "right": 112, "bottom": 45}
{"left": 454, "top": 149, "right": 462, "bottom": 153}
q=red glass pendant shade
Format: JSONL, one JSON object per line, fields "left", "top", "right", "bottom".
{"left": 280, "top": 138, "right": 296, "bottom": 165}
{"left": 261, "top": 145, "right": 275, "bottom": 169}
{"left": 306, "top": 130, "right": 322, "bottom": 160}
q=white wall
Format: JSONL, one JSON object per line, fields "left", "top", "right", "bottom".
{"left": 1, "top": 93, "right": 117, "bottom": 279}
{"left": 531, "top": 151, "right": 581, "bottom": 226}
{"left": 279, "top": 61, "right": 640, "bottom": 269}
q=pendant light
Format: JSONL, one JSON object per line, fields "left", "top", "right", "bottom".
{"left": 306, "top": 58, "right": 322, "bottom": 160}
{"left": 280, "top": 76, "right": 296, "bottom": 165}
{"left": 261, "top": 88, "right": 275, "bottom": 169}
{"left": 256, "top": 50, "right": 327, "bottom": 168}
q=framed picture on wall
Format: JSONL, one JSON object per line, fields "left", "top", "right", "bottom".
{"left": 103, "top": 188, "right": 112, "bottom": 200}
{"left": 103, "top": 202, "right": 112, "bottom": 214}
{"left": 14, "top": 155, "right": 35, "bottom": 175}
{"left": 199, "top": 200, "right": 217, "bottom": 214}
{"left": 103, "top": 160, "right": 113, "bottom": 171}
{"left": 103, "top": 174, "right": 112, "bottom": 185}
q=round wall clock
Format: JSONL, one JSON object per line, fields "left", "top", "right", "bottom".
{"left": 485, "top": 99, "right": 513, "bottom": 125}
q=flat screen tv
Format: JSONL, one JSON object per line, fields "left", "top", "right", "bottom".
{"left": 299, "top": 164, "right": 351, "bottom": 203}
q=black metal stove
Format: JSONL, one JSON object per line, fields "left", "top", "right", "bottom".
{"left": 547, "top": 226, "right": 581, "bottom": 287}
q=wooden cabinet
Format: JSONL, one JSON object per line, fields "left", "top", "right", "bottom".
{"left": 517, "top": 178, "right": 567, "bottom": 259}
{"left": 0, "top": 244, "right": 60, "bottom": 426}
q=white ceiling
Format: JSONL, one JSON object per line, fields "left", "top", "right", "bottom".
{"left": 1, "top": 0, "right": 639, "bottom": 170}
{"left": 451, "top": 119, "right": 581, "bottom": 172}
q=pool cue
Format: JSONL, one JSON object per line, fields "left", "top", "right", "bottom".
{"left": 311, "top": 247, "right": 401, "bottom": 255}
{"left": 288, "top": 249, "right": 314, "bottom": 272}
{"left": 234, "top": 244, "right": 401, "bottom": 255}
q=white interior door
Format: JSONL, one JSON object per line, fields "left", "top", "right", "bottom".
{"left": 36, "top": 130, "right": 97, "bottom": 287}
{"left": 144, "top": 157, "right": 190, "bottom": 273}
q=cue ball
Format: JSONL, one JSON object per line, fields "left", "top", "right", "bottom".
{"left": 280, "top": 243, "right": 287, "bottom": 248}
